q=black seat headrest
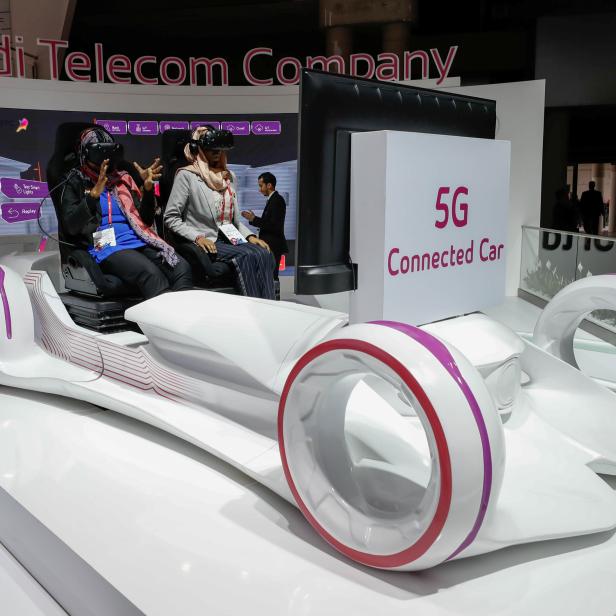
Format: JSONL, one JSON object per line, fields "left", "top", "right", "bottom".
{"left": 161, "top": 129, "right": 191, "bottom": 163}
{"left": 46, "top": 122, "right": 98, "bottom": 192}
{"left": 160, "top": 129, "right": 192, "bottom": 210}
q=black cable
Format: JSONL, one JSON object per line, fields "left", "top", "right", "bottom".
{"left": 36, "top": 168, "right": 79, "bottom": 248}
{"left": 348, "top": 251, "right": 357, "bottom": 292}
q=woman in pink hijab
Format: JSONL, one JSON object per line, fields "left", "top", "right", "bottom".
{"left": 164, "top": 126, "right": 276, "bottom": 299}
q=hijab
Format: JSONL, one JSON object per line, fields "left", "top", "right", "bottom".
{"left": 77, "top": 127, "right": 122, "bottom": 186}
{"left": 180, "top": 126, "right": 229, "bottom": 192}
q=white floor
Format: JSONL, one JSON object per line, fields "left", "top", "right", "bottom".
{"left": 0, "top": 544, "right": 66, "bottom": 615}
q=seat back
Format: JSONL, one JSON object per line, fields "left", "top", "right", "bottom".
{"left": 46, "top": 122, "right": 135, "bottom": 298}
{"left": 159, "top": 129, "right": 192, "bottom": 217}
{"left": 158, "top": 129, "right": 240, "bottom": 290}
{"left": 46, "top": 122, "right": 96, "bottom": 262}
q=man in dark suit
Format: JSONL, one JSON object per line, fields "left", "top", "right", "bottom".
{"left": 580, "top": 181, "right": 604, "bottom": 235}
{"left": 241, "top": 172, "right": 288, "bottom": 280}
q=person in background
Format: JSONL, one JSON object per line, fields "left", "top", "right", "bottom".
{"left": 241, "top": 172, "right": 288, "bottom": 280}
{"left": 580, "top": 181, "right": 604, "bottom": 235}
{"left": 552, "top": 187, "right": 579, "bottom": 233}
{"left": 164, "top": 126, "right": 276, "bottom": 299}
{"left": 59, "top": 127, "right": 192, "bottom": 299}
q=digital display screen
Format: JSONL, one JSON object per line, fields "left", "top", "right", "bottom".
{"left": 0, "top": 109, "right": 298, "bottom": 240}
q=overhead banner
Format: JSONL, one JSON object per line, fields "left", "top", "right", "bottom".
{"left": 0, "top": 36, "right": 458, "bottom": 86}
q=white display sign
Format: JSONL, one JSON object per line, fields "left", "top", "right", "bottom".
{"left": 350, "top": 130, "right": 511, "bottom": 325}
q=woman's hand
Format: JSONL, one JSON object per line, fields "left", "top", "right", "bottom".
{"left": 196, "top": 236, "right": 217, "bottom": 254}
{"left": 134, "top": 158, "right": 163, "bottom": 192}
{"left": 248, "top": 236, "right": 270, "bottom": 251}
{"left": 90, "top": 159, "right": 109, "bottom": 199}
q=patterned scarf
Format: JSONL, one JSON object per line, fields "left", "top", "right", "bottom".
{"left": 114, "top": 174, "right": 179, "bottom": 267}
{"left": 77, "top": 128, "right": 178, "bottom": 267}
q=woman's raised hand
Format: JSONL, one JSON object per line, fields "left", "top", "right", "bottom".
{"left": 90, "top": 159, "right": 109, "bottom": 199}
{"left": 134, "top": 157, "right": 163, "bottom": 192}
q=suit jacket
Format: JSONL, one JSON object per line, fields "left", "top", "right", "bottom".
{"left": 580, "top": 189, "right": 604, "bottom": 217}
{"left": 252, "top": 191, "right": 288, "bottom": 255}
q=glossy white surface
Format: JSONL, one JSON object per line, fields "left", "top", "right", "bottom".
{"left": 1, "top": 260, "right": 615, "bottom": 573}
{"left": 1, "top": 387, "right": 616, "bottom": 616}
{"left": 533, "top": 275, "right": 616, "bottom": 368}
{"left": 126, "top": 290, "right": 347, "bottom": 393}
{"left": 486, "top": 296, "right": 616, "bottom": 390}
{"left": 280, "top": 322, "right": 505, "bottom": 570}
{"left": 0, "top": 543, "right": 67, "bottom": 616}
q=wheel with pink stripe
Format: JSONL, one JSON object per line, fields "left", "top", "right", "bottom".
{"left": 278, "top": 321, "right": 505, "bottom": 571}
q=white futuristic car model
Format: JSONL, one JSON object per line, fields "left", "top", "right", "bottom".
{"left": 0, "top": 254, "right": 615, "bottom": 572}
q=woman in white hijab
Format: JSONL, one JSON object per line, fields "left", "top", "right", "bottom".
{"left": 164, "top": 126, "right": 276, "bottom": 299}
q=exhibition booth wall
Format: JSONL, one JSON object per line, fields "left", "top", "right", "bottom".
{"left": 0, "top": 74, "right": 544, "bottom": 302}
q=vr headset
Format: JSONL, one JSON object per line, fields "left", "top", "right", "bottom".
{"left": 189, "top": 128, "right": 234, "bottom": 154}
{"left": 83, "top": 141, "right": 123, "bottom": 172}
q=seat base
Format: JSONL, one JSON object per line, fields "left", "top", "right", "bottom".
{"left": 60, "top": 293, "right": 140, "bottom": 333}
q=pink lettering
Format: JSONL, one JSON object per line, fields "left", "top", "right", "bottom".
{"left": 94, "top": 43, "right": 104, "bottom": 82}
{"left": 452, "top": 186, "right": 469, "bottom": 227}
{"left": 435, "top": 187, "right": 450, "bottom": 229}
{"left": 350, "top": 53, "right": 375, "bottom": 79}
{"left": 135, "top": 56, "right": 158, "bottom": 85}
{"left": 106, "top": 54, "right": 131, "bottom": 84}
{"left": 65, "top": 51, "right": 91, "bottom": 82}
{"left": 190, "top": 56, "right": 229, "bottom": 86}
{"left": 404, "top": 50, "right": 429, "bottom": 80}
{"left": 15, "top": 37, "right": 25, "bottom": 78}
{"left": 37, "top": 38, "right": 69, "bottom": 80}
{"left": 375, "top": 53, "right": 399, "bottom": 81}
{"left": 0, "top": 35, "right": 11, "bottom": 77}
{"left": 388, "top": 248, "right": 400, "bottom": 276}
{"left": 160, "top": 56, "right": 186, "bottom": 86}
{"left": 276, "top": 57, "right": 302, "bottom": 85}
{"left": 400, "top": 255, "right": 410, "bottom": 274}
{"left": 242, "top": 48, "right": 272, "bottom": 86}
{"left": 306, "top": 55, "right": 345, "bottom": 74}
{"left": 430, "top": 46, "right": 458, "bottom": 85}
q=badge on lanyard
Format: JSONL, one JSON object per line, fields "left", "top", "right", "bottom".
{"left": 93, "top": 191, "right": 117, "bottom": 251}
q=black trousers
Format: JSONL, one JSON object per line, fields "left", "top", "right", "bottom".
{"left": 175, "top": 240, "right": 233, "bottom": 284}
{"left": 271, "top": 251, "right": 282, "bottom": 280}
{"left": 100, "top": 246, "right": 193, "bottom": 299}
{"left": 259, "top": 234, "right": 286, "bottom": 281}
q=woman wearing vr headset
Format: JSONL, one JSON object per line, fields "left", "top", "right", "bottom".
{"left": 58, "top": 127, "right": 192, "bottom": 299}
{"left": 164, "top": 126, "right": 276, "bottom": 300}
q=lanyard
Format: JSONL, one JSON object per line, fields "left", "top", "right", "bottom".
{"left": 106, "top": 191, "right": 113, "bottom": 225}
